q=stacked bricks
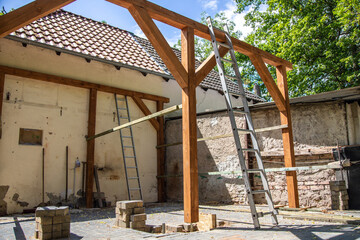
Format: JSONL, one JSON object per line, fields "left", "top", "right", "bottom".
{"left": 330, "top": 180, "right": 349, "bottom": 210}
{"left": 35, "top": 206, "right": 70, "bottom": 240}
{"left": 115, "top": 200, "right": 147, "bottom": 231}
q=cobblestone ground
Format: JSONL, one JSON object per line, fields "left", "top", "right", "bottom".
{"left": 1, "top": 203, "right": 359, "bottom": 240}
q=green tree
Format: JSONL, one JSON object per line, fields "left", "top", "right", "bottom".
{"left": 235, "top": 0, "right": 360, "bottom": 97}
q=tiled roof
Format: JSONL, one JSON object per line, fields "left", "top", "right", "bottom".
{"left": 8, "top": 10, "right": 265, "bottom": 102}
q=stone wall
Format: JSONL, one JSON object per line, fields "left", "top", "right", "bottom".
{"left": 164, "top": 102, "right": 346, "bottom": 208}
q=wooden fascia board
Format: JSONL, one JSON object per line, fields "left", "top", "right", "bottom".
{"left": 0, "top": 65, "right": 169, "bottom": 103}
{"left": 106, "top": 0, "right": 293, "bottom": 70}
{"left": 132, "top": 96, "right": 160, "bottom": 131}
{"left": 249, "top": 55, "right": 287, "bottom": 112}
{"left": 128, "top": 4, "right": 188, "bottom": 89}
{"left": 195, "top": 46, "right": 229, "bottom": 86}
{"left": 0, "top": 0, "right": 76, "bottom": 38}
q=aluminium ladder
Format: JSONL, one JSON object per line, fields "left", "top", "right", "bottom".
{"left": 114, "top": 94, "right": 143, "bottom": 200}
{"left": 207, "top": 17, "right": 278, "bottom": 229}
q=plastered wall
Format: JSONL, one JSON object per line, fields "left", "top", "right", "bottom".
{"left": 0, "top": 38, "right": 244, "bottom": 214}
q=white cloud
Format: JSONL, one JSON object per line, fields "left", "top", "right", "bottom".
{"left": 221, "top": 1, "right": 253, "bottom": 40}
{"left": 133, "top": 25, "right": 146, "bottom": 39}
{"left": 201, "top": 0, "right": 218, "bottom": 11}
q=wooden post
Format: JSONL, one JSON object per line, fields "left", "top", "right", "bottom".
{"left": 86, "top": 88, "right": 97, "bottom": 208}
{"left": 0, "top": 72, "right": 4, "bottom": 139}
{"left": 276, "top": 65, "right": 299, "bottom": 208}
{"left": 181, "top": 27, "right": 198, "bottom": 223}
{"left": 157, "top": 101, "right": 166, "bottom": 202}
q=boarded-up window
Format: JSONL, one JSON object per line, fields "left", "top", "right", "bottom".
{"left": 19, "top": 128, "right": 43, "bottom": 146}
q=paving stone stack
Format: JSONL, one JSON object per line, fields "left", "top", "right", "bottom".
{"left": 330, "top": 180, "right": 349, "bottom": 210}
{"left": 115, "top": 200, "right": 147, "bottom": 231}
{"left": 35, "top": 206, "right": 70, "bottom": 240}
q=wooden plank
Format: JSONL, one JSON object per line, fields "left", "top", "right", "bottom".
{"left": 195, "top": 46, "right": 229, "bottom": 86}
{"left": 87, "top": 104, "right": 182, "bottom": 141}
{"left": 132, "top": 96, "right": 159, "bottom": 131}
{"left": 128, "top": 4, "right": 188, "bottom": 89}
{"left": 0, "top": 72, "right": 4, "bottom": 139}
{"left": 156, "top": 101, "right": 166, "bottom": 202}
{"left": 86, "top": 88, "right": 97, "bottom": 208}
{"left": 157, "top": 124, "right": 288, "bottom": 148}
{"left": 276, "top": 65, "right": 299, "bottom": 208}
{"left": 181, "top": 27, "right": 198, "bottom": 223}
{"left": 0, "top": 65, "right": 169, "bottom": 103}
{"left": 0, "top": 0, "right": 75, "bottom": 38}
{"left": 249, "top": 55, "right": 287, "bottom": 112}
{"left": 106, "top": 0, "right": 293, "bottom": 70}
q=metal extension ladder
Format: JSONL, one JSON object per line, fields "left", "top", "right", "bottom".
{"left": 207, "top": 17, "right": 278, "bottom": 229}
{"left": 114, "top": 94, "right": 143, "bottom": 200}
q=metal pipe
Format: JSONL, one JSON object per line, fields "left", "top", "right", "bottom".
{"left": 42, "top": 148, "right": 45, "bottom": 203}
{"left": 65, "top": 146, "right": 68, "bottom": 201}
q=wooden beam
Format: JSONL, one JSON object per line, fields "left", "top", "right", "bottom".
{"left": 0, "top": 72, "right": 4, "bottom": 139}
{"left": 86, "top": 88, "right": 97, "bottom": 208}
{"left": 0, "top": 0, "right": 75, "bottom": 38}
{"left": 181, "top": 27, "right": 199, "bottom": 223}
{"left": 128, "top": 4, "right": 188, "bottom": 89}
{"left": 0, "top": 65, "right": 169, "bottom": 103}
{"left": 87, "top": 104, "right": 182, "bottom": 141}
{"left": 276, "top": 65, "right": 299, "bottom": 208}
{"left": 132, "top": 96, "right": 160, "bottom": 131}
{"left": 106, "top": 0, "right": 293, "bottom": 70}
{"left": 249, "top": 55, "right": 287, "bottom": 112}
{"left": 156, "top": 101, "right": 166, "bottom": 202}
{"left": 195, "top": 46, "right": 228, "bottom": 86}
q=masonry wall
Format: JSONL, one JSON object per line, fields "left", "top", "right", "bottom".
{"left": 165, "top": 102, "right": 349, "bottom": 208}
{"left": 0, "top": 38, "right": 244, "bottom": 214}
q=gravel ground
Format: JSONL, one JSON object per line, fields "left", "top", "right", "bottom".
{"left": 0, "top": 203, "right": 359, "bottom": 240}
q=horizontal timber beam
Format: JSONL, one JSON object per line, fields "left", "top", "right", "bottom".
{"left": 0, "top": 0, "right": 75, "bottom": 38}
{"left": 106, "top": 0, "right": 292, "bottom": 70}
{"left": 87, "top": 104, "right": 182, "bottom": 141}
{"left": 0, "top": 65, "right": 169, "bottom": 103}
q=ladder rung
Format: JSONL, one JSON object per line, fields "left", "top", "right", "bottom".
{"left": 217, "top": 42, "right": 231, "bottom": 49}
{"left": 247, "top": 169, "right": 263, "bottom": 173}
{"left": 225, "top": 75, "right": 238, "bottom": 81}
{"left": 233, "top": 109, "right": 247, "bottom": 114}
{"left": 123, "top": 146, "right": 134, "bottom": 148}
{"left": 126, "top": 166, "right": 137, "bottom": 169}
{"left": 252, "top": 190, "right": 268, "bottom": 194}
{"left": 119, "top": 117, "right": 128, "bottom": 119}
{"left": 118, "top": 107, "right": 128, "bottom": 110}
{"left": 221, "top": 57, "right": 234, "bottom": 64}
{"left": 128, "top": 177, "right": 139, "bottom": 179}
{"left": 122, "top": 136, "right": 132, "bottom": 138}
{"left": 229, "top": 91, "right": 245, "bottom": 97}
{"left": 257, "top": 211, "right": 277, "bottom": 218}
{"left": 129, "top": 188, "right": 141, "bottom": 191}
{"left": 125, "top": 156, "right": 136, "bottom": 158}
{"left": 117, "top": 98, "right": 126, "bottom": 101}
{"left": 237, "top": 129, "right": 253, "bottom": 133}
{"left": 242, "top": 148, "right": 258, "bottom": 152}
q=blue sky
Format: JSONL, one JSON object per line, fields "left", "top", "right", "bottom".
{"left": 1, "top": 0, "right": 253, "bottom": 46}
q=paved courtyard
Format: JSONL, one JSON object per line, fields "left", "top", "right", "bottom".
{"left": 1, "top": 203, "right": 360, "bottom": 239}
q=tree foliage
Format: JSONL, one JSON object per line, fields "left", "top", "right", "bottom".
{"left": 235, "top": 0, "right": 360, "bottom": 97}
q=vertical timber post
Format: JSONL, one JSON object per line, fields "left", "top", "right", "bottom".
{"left": 276, "top": 65, "right": 299, "bottom": 208}
{"left": 157, "top": 101, "right": 166, "bottom": 202}
{"left": 0, "top": 72, "right": 4, "bottom": 139}
{"left": 181, "top": 27, "right": 199, "bottom": 223}
{"left": 86, "top": 88, "right": 97, "bottom": 208}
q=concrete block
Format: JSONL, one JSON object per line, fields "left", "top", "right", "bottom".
{"left": 152, "top": 225, "right": 162, "bottom": 233}
{"left": 37, "top": 224, "right": 52, "bottom": 233}
{"left": 53, "top": 216, "right": 64, "bottom": 224}
{"left": 36, "top": 217, "right": 53, "bottom": 225}
{"left": 183, "top": 223, "right": 196, "bottom": 232}
{"left": 117, "top": 220, "right": 130, "bottom": 228}
{"left": 117, "top": 213, "right": 130, "bottom": 222}
{"left": 52, "top": 223, "right": 62, "bottom": 232}
{"left": 62, "top": 222, "right": 70, "bottom": 231}
{"left": 38, "top": 232, "right": 52, "bottom": 240}
{"left": 133, "top": 207, "right": 145, "bottom": 214}
{"left": 166, "top": 225, "right": 183, "bottom": 232}
{"left": 61, "top": 230, "right": 70, "bottom": 238}
{"left": 198, "top": 213, "right": 217, "bottom": 230}
{"left": 56, "top": 206, "right": 69, "bottom": 216}
{"left": 130, "top": 213, "right": 147, "bottom": 222}
{"left": 36, "top": 207, "right": 56, "bottom": 217}
{"left": 117, "top": 200, "right": 143, "bottom": 209}
{"left": 52, "top": 231, "right": 62, "bottom": 239}
{"left": 130, "top": 220, "right": 146, "bottom": 229}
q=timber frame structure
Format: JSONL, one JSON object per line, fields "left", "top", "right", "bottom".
{"left": 0, "top": 0, "right": 299, "bottom": 223}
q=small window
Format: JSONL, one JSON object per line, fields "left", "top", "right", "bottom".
{"left": 19, "top": 128, "right": 43, "bottom": 146}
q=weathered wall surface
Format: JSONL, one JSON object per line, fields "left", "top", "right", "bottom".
{"left": 165, "top": 102, "right": 347, "bottom": 207}
{"left": 0, "top": 37, "right": 244, "bottom": 214}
